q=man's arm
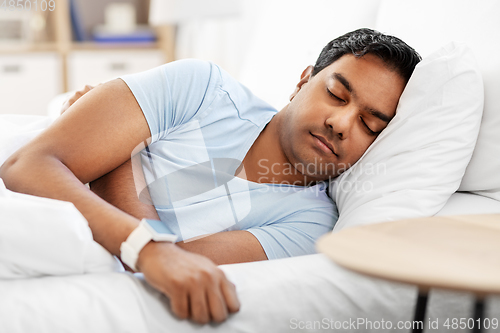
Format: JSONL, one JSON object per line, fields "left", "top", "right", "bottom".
{"left": 90, "top": 159, "right": 161, "bottom": 221}
{"left": 0, "top": 80, "right": 239, "bottom": 324}
{"left": 178, "top": 231, "right": 268, "bottom": 265}
{"left": 91, "top": 157, "right": 268, "bottom": 265}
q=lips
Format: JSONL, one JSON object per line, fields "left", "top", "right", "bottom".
{"left": 311, "top": 133, "right": 337, "bottom": 156}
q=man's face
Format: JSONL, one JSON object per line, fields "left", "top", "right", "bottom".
{"left": 279, "top": 53, "right": 406, "bottom": 181}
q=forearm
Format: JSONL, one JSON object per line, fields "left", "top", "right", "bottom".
{"left": 0, "top": 153, "right": 139, "bottom": 256}
{"left": 90, "top": 158, "right": 160, "bottom": 220}
{"left": 87, "top": 158, "right": 267, "bottom": 265}
{"left": 177, "top": 231, "right": 268, "bottom": 265}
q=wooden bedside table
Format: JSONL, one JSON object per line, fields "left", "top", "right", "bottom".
{"left": 317, "top": 214, "right": 500, "bottom": 333}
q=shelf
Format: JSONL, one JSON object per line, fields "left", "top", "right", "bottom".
{"left": 70, "top": 41, "right": 161, "bottom": 51}
{"left": 0, "top": 42, "right": 59, "bottom": 54}
{"left": 0, "top": 0, "right": 174, "bottom": 92}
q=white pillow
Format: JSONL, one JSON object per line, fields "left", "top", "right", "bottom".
{"left": 330, "top": 42, "right": 483, "bottom": 230}
{"left": 0, "top": 178, "right": 122, "bottom": 279}
{"left": 0, "top": 115, "right": 53, "bottom": 168}
{"left": 375, "top": 0, "right": 500, "bottom": 201}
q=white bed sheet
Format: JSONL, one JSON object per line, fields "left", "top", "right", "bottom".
{"left": 1, "top": 192, "right": 500, "bottom": 333}
{"left": 434, "top": 192, "right": 500, "bottom": 217}
{"left": 0, "top": 273, "right": 150, "bottom": 332}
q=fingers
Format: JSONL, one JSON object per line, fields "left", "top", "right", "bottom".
{"left": 60, "top": 100, "right": 71, "bottom": 115}
{"left": 170, "top": 290, "right": 189, "bottom": 320}
{"left": 206, "top": 282, "right": 229, "bottom": 323}
{"left": 204, "top": 268, "right": 239, "bottom": 321}
{"left": 181, "top": 268, "right": 239, "bottom": 324}
{"left": 187, "top": 269, "right": 233, "bottom": 324}
{"left": 189, "top": 283, "right": 210, "bottom": 324}
{"left": 60, "top": 85, "right": 97, "bottom": 115}
{"left": 220, "top": 278, "right": 240, "bottom": 313}
{"left": 139, "top": 243, "right": 240, "bottom": 324}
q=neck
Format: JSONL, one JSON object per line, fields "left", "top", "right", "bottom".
{"left": 239, "top": 106, "right": 317, "bottom": 186}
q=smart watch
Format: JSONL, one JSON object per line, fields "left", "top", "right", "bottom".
{"left": 120, "top": 218, "right": 178, "bottom": 272}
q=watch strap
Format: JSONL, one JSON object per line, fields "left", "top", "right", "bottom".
{"left": 120, "top": 220, "right": 153, "bottom": 272}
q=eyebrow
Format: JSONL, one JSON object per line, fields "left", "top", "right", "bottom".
{"left": 332, "top": 72, "right": 392, "bottom": 124}
{"left": 363, "top": 106, "right": 392, "bottom": 123}
{"left": 333, "top": 73, "right": 352, "bottom": 93}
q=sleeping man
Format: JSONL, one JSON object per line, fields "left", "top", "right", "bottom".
{"left": 0, "top": 28, "right": 420, "bottom": 324}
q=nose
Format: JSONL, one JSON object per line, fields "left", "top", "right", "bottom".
{"left": 325, "top": 106, "right": 357, "bottom": 139}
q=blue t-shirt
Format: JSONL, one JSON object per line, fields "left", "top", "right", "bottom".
{"left": 120, "top": 59, "right": 338, "bottom": 260}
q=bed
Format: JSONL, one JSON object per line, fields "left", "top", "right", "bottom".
{"left": 1, "top": 190, "right": 500, "bottom": 333}
{"left": 2, "top": 0, "right": 500, "bottom": 332}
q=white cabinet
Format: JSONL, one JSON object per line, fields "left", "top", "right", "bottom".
{"left": 0, "top": 49, "right": 166, "bottom": 116}
{"left": 0, "top": 52, "right": 62, "bottom": 116}
{"left": 67, "top": 50, "right": 165, "bottom": 91}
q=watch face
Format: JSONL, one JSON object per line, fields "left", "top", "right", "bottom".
{"left": 145, "top": 219, "right": 175, "bottom": 234}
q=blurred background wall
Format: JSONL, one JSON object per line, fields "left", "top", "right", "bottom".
{"left": 174, "top": 0, "right": 381, "bottom": 109}
{"left": 0, "top": 0, "right": 382, "bottom": 115}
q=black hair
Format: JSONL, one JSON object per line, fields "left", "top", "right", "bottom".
{"left": 312, "top": 28, "right": 421, "bottom": 82}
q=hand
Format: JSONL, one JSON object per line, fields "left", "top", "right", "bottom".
{"left": 136, "top": 242, "right": 240, "bottom": 324}
{"left": 60, "top": 84, "right": 97, "bottom": 115}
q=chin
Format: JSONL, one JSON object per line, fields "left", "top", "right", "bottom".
{"left": 294, "top": 154, "right": 337, "bottom": 179}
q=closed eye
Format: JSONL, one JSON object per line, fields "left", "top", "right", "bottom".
{"left": 359, "top": 116, "right": 379, "bottom": 136}
{"left": 326, "top": 88, "right": 345, "bottom": 103}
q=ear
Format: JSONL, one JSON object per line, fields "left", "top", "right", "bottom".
{"left": 289, "top": 65, "right": 314, "bottom": 101}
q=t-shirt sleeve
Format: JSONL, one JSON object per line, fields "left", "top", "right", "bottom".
{"left": 120, "top": 59, "right": 217, "bottom": 143}
{"left": 246, "top": 207, "right": 338, "bottom": 260}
